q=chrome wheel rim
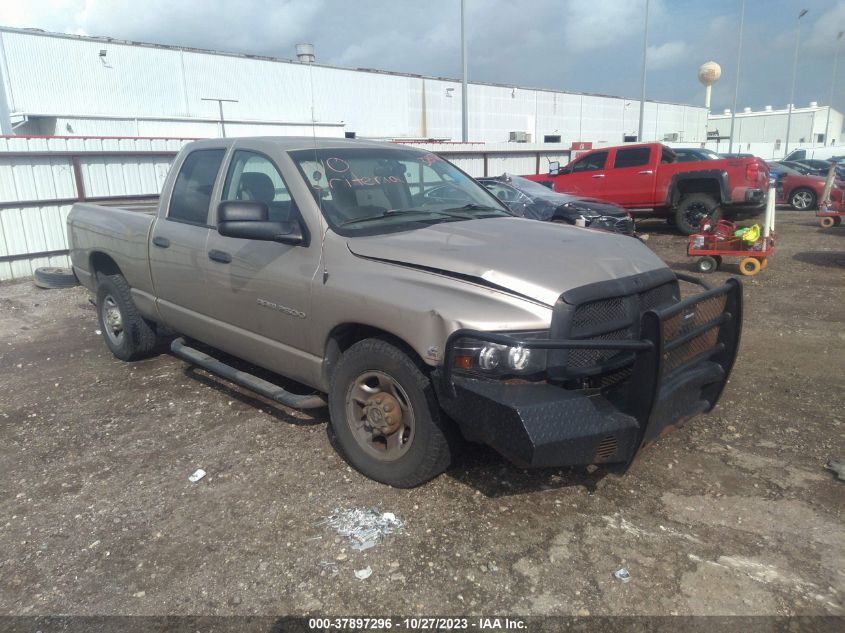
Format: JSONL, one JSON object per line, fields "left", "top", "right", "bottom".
{"left": 345, "top": 370, "right": 415, "bottom": 461}
{"left": 792, "top": 191, "right": 813, "bottom": 209}
{"left": 102, "top": 295, "right": 125, "bottom": 346}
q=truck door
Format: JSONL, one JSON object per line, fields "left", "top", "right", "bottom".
{"left": 603, "top": 146, "right": 656, "bottom": 206}
{"left": 554, "top": 151, "right": 609, "bottom": 196}
{"left": 201, "top": 149, "right": 321, "bottom": 385}
{"left": 149, "top": 148, "right": 225, "bottom": 334}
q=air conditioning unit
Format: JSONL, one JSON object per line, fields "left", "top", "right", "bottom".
{"left": 663, "top": 132, "right": 680, "bottom": 142}
{"left": 509, "top": 131, "right": 530, "bottom": 143}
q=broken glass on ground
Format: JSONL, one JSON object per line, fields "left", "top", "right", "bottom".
{"left": 324, "top": 507, "right": 404, "bottom": 551}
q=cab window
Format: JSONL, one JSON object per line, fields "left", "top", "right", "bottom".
{"left": 571, "top": 151, "right": 608, "bottom": 173}
{"left": 221, "top": 151, "right": 295, "bottom": 223}
{"left": 168, "top": 149, "right": 225, "bottom": 225}
{"left": 614, "top": 147, "right": 651, "bottom": 168}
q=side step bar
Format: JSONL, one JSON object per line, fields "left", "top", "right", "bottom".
{"left": 170, "top": 337, "right": 327, "bottom": 409}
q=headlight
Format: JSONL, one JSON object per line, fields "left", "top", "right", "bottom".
{"left": 452, "top": 331, "right": 548, "bottom": 377}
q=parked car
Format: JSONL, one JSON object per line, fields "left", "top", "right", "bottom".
{"left": 525, "top": 142, "right": 769, "bottom": 234}
{"left": 476, "top": 174, "right": 635, "bottom": 235}
{"left": 672, "top": 148, "right": 722, "bottom": 162}
{"left": 784, "top": 145, "right": 845, "bottom": 161}
{"left": 718, "top": 152, "right": 756, "bottom": 159}
{"left": 793, "top": 158, "right": 845, "bottom": 180}
{"left": 774, "top": 160, "right": 815, "bottom": 175}
{"left": 67, "top": 137, "right": 742, "bottom": 487}
{"left": 766, "top": 161, "right": 844, "bottom": 210}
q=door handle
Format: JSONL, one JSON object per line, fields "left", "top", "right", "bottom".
{"left": 591, "top": 174, "right": 605, "bottom": 178}
{"left": 152, "top": 236, "right": 170, "bottom": 248}
{"left": 208, "top": 249, "right": 232, "bottom": 264}
{"left": 638, "top": 170, "right": 654, "bottom": 175}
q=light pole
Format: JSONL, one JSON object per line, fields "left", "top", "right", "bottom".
{"left": 201, "top": 97, "right": 239, "bottom": 138}
{"left": 728, "top": 0, "right": 745, "bottom": 155}
{"left": 825, "top": 31, "right": 843, "bottom": 146}
{"left": 637, "top": 0, "right": 650, "bottom": 142}
{"left": 460, "top": 0, "right": 468, "bottom": 142}
{"left": 784, "top": 8, "right": 809, "bottom": 155}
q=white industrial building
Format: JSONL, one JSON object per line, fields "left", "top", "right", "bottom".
{"left": 708, "top": 103, "right": 844, "bottom": 149}
{"left": 0, "top": 26, "right": 708, "bottom": 145}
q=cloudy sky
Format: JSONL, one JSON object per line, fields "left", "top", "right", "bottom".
{"left": 2, "top": 0, "right": 845, "bottom": 112}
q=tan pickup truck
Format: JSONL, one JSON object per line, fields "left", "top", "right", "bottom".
{"left": 68, "top": 137, "right": 742, "bottom": 487}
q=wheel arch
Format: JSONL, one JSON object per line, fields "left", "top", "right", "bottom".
{"left": 89, "top": 251, "right": 123, "bottom": 280}
{"left": 322, "top": 323, "right": 426, "bottom": 389}
{"left": 668, "top": 170, "right": 729, "bottom": 206}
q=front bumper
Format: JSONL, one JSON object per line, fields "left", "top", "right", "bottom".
{"left": 434, "top": 276, "right": 742, "bottom": 469}
{"left": 587, "top": 215, "right": 635, "bottom": 235}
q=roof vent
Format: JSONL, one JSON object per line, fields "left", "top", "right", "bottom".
{"left": 809, "top": 101, "right": 818, "bottom": 107}
{"left": 764, "top": 105, "right": 773, "bottom": 111}
{"left": 723, "top": 108, "right": 731, "bottom": 115}
{"left": 743, "top": 107, "right": 752, "bottom": 113}
{"left": 295, "top": 43, "right": 315, "bottom": 63}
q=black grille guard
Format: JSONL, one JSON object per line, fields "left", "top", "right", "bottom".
{"left": 440, "top": 274, "right": 742, "bottom": 456}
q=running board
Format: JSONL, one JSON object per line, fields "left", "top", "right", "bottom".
{"left": 170, "top": 337, "right": 327, "bottom": 409}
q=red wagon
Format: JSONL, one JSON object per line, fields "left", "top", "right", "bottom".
{"left": 688, "top": 183, "right": 777, "bottom": 276}
{"left": 816, "top": 209, "right": 844, "bottom": 228}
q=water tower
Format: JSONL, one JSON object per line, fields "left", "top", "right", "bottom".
{"left": 698, "top": 61, "right": 722, "bottom": 110}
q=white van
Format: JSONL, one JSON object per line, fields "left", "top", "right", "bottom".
{"left": 785, "top": 145, "right": 845, "bottom": 161}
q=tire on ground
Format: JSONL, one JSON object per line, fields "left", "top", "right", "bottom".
{"left": 328, "top": 338, "right": 458, "bottom": 487}
{"left": 95, "top": 273, "right": 158, "bottom": 361}
{"left": 34, "top": 267, "right": 79, "bottom": 289}
{"left": 675, "top": 194, "right": 721, "bottom": 235}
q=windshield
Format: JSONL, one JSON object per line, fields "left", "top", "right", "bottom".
{"left": 288, "top": 147, "right": 510, "bottom": 234}
{"left": 768, "top": 162, "right": 802, "bottom": 176}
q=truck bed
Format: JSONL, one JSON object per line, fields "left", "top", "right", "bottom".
{"left": 67, "top": 201, "right": 158, "bottom": 296}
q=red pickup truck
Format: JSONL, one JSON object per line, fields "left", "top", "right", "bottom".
{"left": 526, "top": 143, "right": 769, "bottom": 234}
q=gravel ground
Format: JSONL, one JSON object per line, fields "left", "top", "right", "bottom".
{"left": 0, "top": 210, "right": 843, "bottom": 617}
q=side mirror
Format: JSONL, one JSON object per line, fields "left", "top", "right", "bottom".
{"left": 217, "top": 201, "right": 306, "bottom": 245}
{"left": 548, "top": 161, "right": 560, "bottom": 176}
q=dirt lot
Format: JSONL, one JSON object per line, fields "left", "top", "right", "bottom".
{"left": 1, "top": 210, "right": 843, "bottom": 618}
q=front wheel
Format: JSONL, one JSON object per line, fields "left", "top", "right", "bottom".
{"left": 675, "top": 194, "right": 721, "bottom": 235}
{"left": 328, "top": 339, "right": 458, "bottom": 487}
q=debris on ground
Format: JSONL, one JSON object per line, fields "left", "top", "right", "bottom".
{"left": 325, "top": 507, "right": 404, "bottom": 551}
{"left": 613, "top": 567, "right": 631, "bottom": 583}
{"left": 354, "top": 566, "right": 372, "bottom": 580}
{"left": 188, "top": 468, "right": 207, "bottom": 483}
{"left": 825, "top": 458, "right": 845, "bottom": 481}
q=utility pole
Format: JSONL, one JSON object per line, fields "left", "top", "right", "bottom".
{"left": 461, "top": 0, "right": 468, "bottom": 142}
{"left": 637, "top": 0, "right": 650, "bottom": 142}
{"left": 201, "top": 97, "right": 239, "bottom": 138}
{"left": 825, "top": 31, "right": 843, "bottom": 146}
{"left": 784, "top": 8, "right": 809, "bottom": 155}
{"left": 728, "top": 0, "right": 745, "bottom": 155}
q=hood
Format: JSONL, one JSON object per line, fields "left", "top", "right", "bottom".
{"left": 558, "top": 198, "right": 627, "bottom": 217}
{"left": 346, "top": 217, "right": 666, "bottom": 306}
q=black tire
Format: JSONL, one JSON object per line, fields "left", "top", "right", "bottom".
{"left": 328, "top": 338, "right": 457, "bottom": 487}
{"left": 33, "top": 267, "right": 79, "bottom": 289}
{"left": 95, "top": 274, "right": 158, "bottom": 361}
{"left": 789, "top": 187, "right": 817, "bottom": 211}
{"left": 675, "top": 194, "right": 721, "bottom": 235}
{"left": 696, "top": 256, "right": 717, "bottom": 274}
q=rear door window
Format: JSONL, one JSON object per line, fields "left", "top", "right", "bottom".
{"left": 168, "top": 149, "right": 226, "bottom": 225}
{"left": 614, "top": 147, "right": 651, "bottom": 168}
{"left": 571, "top": 151, "right": 608, "bottom": 172}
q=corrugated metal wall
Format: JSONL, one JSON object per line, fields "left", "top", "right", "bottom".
{"left": 0, "top": 137, "right": 192, "bottom": 281}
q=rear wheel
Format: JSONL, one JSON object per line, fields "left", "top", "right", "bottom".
{"left": 790, "top": 188, "right": 816, "bottom": 210}
{"left": 820, "top": 216, "right": 836, "bottom": 228}
{"left": 675, "top": 194, "right": 720, "bottom": 235}
{"left": 96, "top": 274, "right": 158, "bottom": 361}
{"left": 328, "top": 338, "right": 458, "bottom": 487}
{"left": 738, "top": 257, "right": 761, "bottom": 276}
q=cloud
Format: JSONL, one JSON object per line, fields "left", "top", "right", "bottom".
{"left": 647, "top": 41, "right": 689, "bottom": 71}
